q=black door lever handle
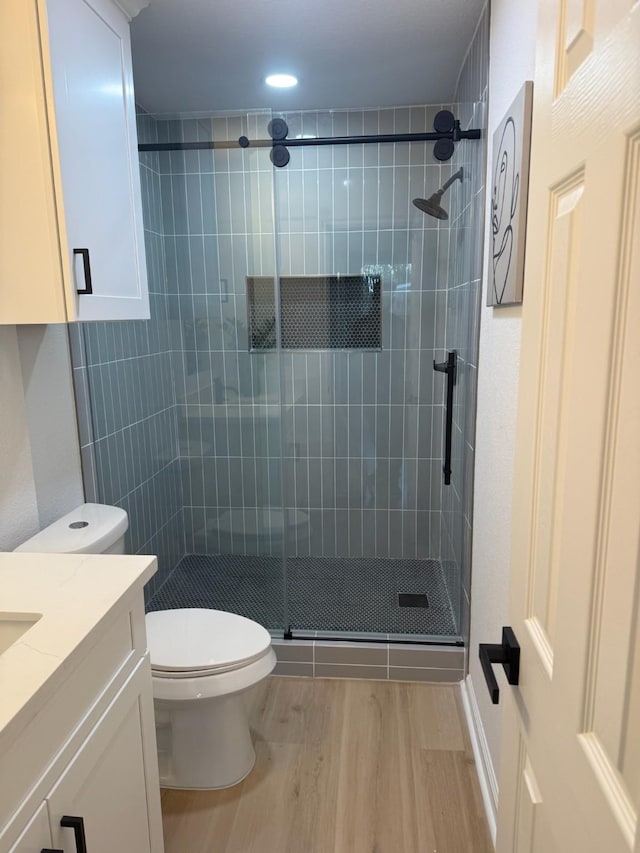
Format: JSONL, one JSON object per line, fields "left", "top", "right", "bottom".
{"left": 479, "top": 626, "right": 520, "bottom": 704}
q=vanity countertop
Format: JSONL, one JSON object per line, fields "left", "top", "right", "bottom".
{"left": 0, "top": 552, "right": 156, "bottom": 747}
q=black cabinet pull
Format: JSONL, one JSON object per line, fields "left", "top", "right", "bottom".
{"left": 433, "top": 350, "right": 457, "bottom": 485}
{"left": 479, "top": 626, "right": 520, "bottom": 704}
{"left": 73, "top": 248, "right": 93, "bottom": 295}
{"left": 41, "top": 849, "right": 64, "bottom": 852}
{"left": 61, "top": 815, "right": 88, "bottom": 853}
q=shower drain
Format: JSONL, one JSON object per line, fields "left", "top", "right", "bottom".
{"left": 398, "top": 593, "right": 429, "bottom": 608}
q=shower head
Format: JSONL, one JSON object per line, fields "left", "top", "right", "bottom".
{"left": 413, "top": 167, "right": 464, "bottom": 221}
{"left": 413, "top": 192, "right": 449, "bottom": 220}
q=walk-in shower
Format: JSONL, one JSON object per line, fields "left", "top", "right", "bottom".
{"left": 72, "top": 77, "right": 488, "bottom": 648}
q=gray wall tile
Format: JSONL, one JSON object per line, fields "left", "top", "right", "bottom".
{"left": 315, "top": 641, "right": 387, "bottom": 666}
{"left": 314, "top": 663, "right": 388, "bottom": 680}
{"left": 388, "top": 645, "right": 464, "bottom": 669}
{"left": 271, "top": 640, "right": 315, "bottom": 662}
{"left": 70, "top": 108, "right": 184, "bottom": 585}
{"left": 273, "top": 661, "right": 314, "bottom": 677}
{"left": 388, "top": 666, "right": 463, "bottom": 683}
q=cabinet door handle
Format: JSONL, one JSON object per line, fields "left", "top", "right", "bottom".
{"left": 73, "top": 248, "right": 93, "bottom": 295}
{"left": 41, "top": 849, "right": 64, "bottom": 852}
{"left": 60, "top": 815, "right": 88, "bottom": 853}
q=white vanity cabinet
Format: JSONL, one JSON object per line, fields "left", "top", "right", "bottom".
{"left": 3, "top": 665, "right": 162, "bottom": 853}
{"left": 47, "top": 665, "right": 158, "bottom": 853}
{"left": 0, "top": 556, "right": 164, "bottom": 853}
{"left": 0, "top": 0, "right": 150, "bottom": 324}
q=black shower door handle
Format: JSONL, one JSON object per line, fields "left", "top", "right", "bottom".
{"left": 433, "top": 351, "right": 457, "bottom": 485}
{"left": 479, "top": 627, "right": 520, "bottom": 704}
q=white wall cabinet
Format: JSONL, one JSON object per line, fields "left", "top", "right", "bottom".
{"left": 0, "top": 0, "right": 150, "bottom": 324}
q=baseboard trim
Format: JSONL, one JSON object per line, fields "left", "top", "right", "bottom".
{"left": 460, "top": 674, "right": 498, "bottom": 848}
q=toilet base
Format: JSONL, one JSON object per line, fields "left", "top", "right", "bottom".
{"left": 155, "top": 691, "right": 256, "bottom": 789}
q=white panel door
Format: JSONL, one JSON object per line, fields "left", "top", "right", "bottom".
{"left": 45, "top": 0, "right": 149, "bottom": 321}
{"left": 496, "top": 1, "right": 640, "bottom": 850}
{"left": 47, "top": 665, "right": 155, "bottom": 853}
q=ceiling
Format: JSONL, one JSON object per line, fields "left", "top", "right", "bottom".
{"left": 130, "top": 0, "right": 485, "bottom": 116}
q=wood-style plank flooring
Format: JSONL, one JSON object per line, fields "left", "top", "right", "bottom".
{"left": 160, "top": 676, "right": 493, "bottom": 853}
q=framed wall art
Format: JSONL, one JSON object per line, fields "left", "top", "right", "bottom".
{"left": 489, "top": 81, "right": 534, "bottom": 306}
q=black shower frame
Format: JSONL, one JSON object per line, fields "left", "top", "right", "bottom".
{"left": 138, "top": 120, "right": 481, "bottom": 163}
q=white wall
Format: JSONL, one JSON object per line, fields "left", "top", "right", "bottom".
{"left": 17, "top": 325, "right": 84, "bottom": 527}
{"left": 0, "top": 327, "right": 40, "bottom": 549}
{"left": 0, "top": 324, "right": 83, "bottom": 551}
{"left": 466, "top": 0, "right": 539, "bottom": 831}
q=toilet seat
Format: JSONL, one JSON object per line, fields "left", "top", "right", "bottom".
{"left": 146, "top": 608, "right": 274, "bottom": 681}
{"left": 150, "top": 649, "right": 277, "bottom": 702}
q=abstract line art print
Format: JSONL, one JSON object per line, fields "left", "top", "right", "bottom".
{"left": 489, "top": 81, "right": 533, "bottom": 306}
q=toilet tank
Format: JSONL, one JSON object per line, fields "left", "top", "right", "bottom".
{"left": 15, "top": 503, "right": 128, "bottom": 554}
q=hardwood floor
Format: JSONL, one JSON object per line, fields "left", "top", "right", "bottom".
{"left": 160, "top": 676, "right": 493, "bottom": 853}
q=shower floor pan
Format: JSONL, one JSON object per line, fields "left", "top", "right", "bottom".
{"left": 148, "top": 555, "right": 457, "bottom": 638}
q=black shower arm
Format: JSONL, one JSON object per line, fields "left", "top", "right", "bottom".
{"left": 440, "top": 168, "right": 464, "bottom": 194}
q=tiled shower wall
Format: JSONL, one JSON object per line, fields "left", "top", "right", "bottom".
{"left": 161, "top": 107, "right": 454, "bottom": 558}
{"left": 440, "top": 4, "right": 490, "bottom": 633}
{"left": 276, "top": 108, "right": 450, "bottom": 559}
{"left": 157, "top": 113, "right": 283, "bottom": 557}
{"left": 70, "top": 110, "right": 184, "bottom": 597}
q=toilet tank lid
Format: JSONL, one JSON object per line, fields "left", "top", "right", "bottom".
{"left": 14, "top": 503, "right": 128, "bottom": 554}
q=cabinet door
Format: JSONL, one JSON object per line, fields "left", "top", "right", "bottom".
{"left": 47, "top": 665, "right": 159, "bottom": 853}
{"left": 45, "top": 0, "right": 149, "bottom": 321}
{"left": 6, "top": 803, "right": 52, "bottom": 853}
{"left": 0, "top": 0, "right": 68, "bottom": 325}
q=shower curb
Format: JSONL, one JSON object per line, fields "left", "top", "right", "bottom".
{"left": 271, "top": 638, "right": 464, "bottom": 682}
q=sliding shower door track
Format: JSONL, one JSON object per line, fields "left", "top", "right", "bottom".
{"left": 281, "top": 630, "right": 464, "bottom": 647}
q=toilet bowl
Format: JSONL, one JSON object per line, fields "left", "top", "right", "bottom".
{"left": 146, "top": 608, "right": 276, "bottom": 790}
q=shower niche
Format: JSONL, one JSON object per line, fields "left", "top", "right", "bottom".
{"left": 247, "top": 274, "right": 382, "bottom": 351}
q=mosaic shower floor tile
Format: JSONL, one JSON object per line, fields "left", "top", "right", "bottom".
{"left": 148, "top": 554, "right": 456, "bottom": 636}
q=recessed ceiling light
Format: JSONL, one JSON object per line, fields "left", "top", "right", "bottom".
{"left": 265, "top": 73, "right": 298, "bottom": 89}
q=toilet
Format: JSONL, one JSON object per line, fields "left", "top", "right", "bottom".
{"left": 146, "top": 608, "right": 276, "bottom": 789}
{"left": 15, "top": 502, "right": 276, "bottom": 790}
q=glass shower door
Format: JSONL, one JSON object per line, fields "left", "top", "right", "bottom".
{"left": 146, "top": 110, "right": 290, "bottom": 634}
{"left": 269, "top": 107, "right": 459, "bottom": 639}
